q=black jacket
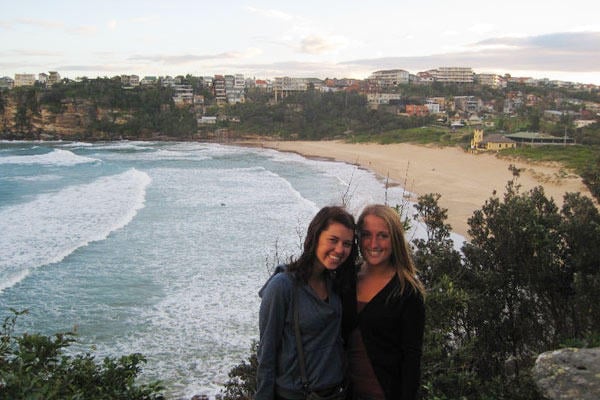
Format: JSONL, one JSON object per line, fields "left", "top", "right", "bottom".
{"left": 341, "top": 271, "right": 425, "bottom": 400}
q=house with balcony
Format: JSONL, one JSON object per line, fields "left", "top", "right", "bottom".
{"left": 213, "top": 75, "right": 227, "bottom": 105}
{"left": 435, "top": 67, "right": 474, "bottom": 84}
{"left": 273, "top": 77, "right": 313, "bottom": 101}
{"left": 48, "top": 71, "right": 61, "bottom": 85}
{"left": 454, "top": 96, "right": 481, "bottom": 113}
{"left": 476, "top": 73, "right": 506, "bottom": 88}
{"left": 14, "top": 73, "right": 36, "bottom": 87}
{"left": 405, "top": 104, "right": 429, "bottom": 117}
{"left": 172, "top": 84, "right": 194, "bottom": 105}
{"left": 366, "top": 93, "right": 402, "bottom": 106}
{"left": 38, "top": 73, "right": 48, "bottom": 85}
{"left": 141, "top": 76, "right": 158, "bottom": 86}
{"left": 0, "top": 76, "right": 14, "bottom": 89}
{"left": 368, "top": 69, "right": 409, "bottom": 87}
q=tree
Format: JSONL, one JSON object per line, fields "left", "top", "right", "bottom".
{"left": 559, "top": 192, "right": 600, "bottom": 338}
{"left": 218, "top": 341, "right": 258, "bottom": 400}
{"left": 411, "top": 194, "right": 474, "bottom": 399}
{"left": 0, "top": 310, "right": 165, "bottom": 400}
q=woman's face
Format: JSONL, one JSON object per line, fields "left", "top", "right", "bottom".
{"left": 359, "top": 214, "right": 393, "bottom": 268}
{"left": 315, "top": 222, "right": 355, "bottom": 271}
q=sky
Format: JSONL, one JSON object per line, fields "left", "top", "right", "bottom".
{"left": 1, "top": 0, "right": 600, "bottom": 85}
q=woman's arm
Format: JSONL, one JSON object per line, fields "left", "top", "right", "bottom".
{"left": 399, "top": 291, "right": 426, "bottom": 400}
{"left": 256, "top": 275, "right": 289, "bottom": 400}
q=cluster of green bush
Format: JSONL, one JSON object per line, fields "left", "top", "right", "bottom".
{"left": 0, "top": 310, "right": 165, "bottom": 400}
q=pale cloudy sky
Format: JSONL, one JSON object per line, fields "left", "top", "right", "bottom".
{"left": 1, "top": 0, "right": 599, "bottom": 84}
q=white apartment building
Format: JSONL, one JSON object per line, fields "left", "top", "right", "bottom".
{"left": 38, "top": 73, "right": 49, "bottom": 85}
{"left": 141, "top": 76, "right": 158, "bottom": 86}
{"left": 223, "top": 74, "right": 245, "bottom": 104}
{"left": 0, "top": 76, "right": 14, "bottom": 89}
{"left": 366, "top": 93, "right": 402, "bottom": 105}
{"left": 425, "top": 100, "right": 441, "bottom": 114}
{"left": 172, "top": 84, "right": 194, "bottom": 105}
{"left": 14, "top": 73, "right": 36, "bottom": 87}
{"left": 273, "top": 77, "right": 309, "bottom": 100}
{"left": 274, "top": 77, "right": 308, "bottom": 92}
{"left": 48, "top": 71, "right": 61, "bottom": 85}
{"left": 435, "top": 67, "right": 474, "bottom": 83}
{"left": 368, "top": 69, "right": 409, "bottom": 86}
{"left": 477, "top": 73, "right": 505, "bottom": 88}
{"left": 121, "top": 74, "right": 139, "bottom": 86}
{"left": 213, "top": 75, "right": 227, "bottom": 104}
{"left": 161, "top": 76, "right": 175, "bottom": 87}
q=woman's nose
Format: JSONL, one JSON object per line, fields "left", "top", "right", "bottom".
{"left": 368, "top": 236, "right": 378, "bottom": 248}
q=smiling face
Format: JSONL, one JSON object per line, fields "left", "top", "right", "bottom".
{"left": 315, "top": 222, "right": 355, "bottom": 272}
{"left": 359, "top": 214, "right": 393, "bottom": 269}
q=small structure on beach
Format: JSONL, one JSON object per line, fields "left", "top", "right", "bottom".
{"left": 471, "top": 129, "right": 516, "bottom": 151}
{"left": 505, "top": 131, "right": 574, "bottom": 146}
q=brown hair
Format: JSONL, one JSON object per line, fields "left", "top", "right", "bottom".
{"left": 288, "top": 206, "right": 358, "bottom": 283}
{"left": 357, "top": 204, "right": 425, "bottom": 298}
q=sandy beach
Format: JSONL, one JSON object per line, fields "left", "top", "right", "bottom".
{"left": 253, "top": 140, "right": 592, "bottom": 238}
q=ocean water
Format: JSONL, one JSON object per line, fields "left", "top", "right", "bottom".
{"left": 0, "top": 140, "right": 441, "bottom": 398}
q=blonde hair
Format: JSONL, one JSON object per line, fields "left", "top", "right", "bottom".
{"left": 357, "top": 204, "right": 426, "bottom": 298}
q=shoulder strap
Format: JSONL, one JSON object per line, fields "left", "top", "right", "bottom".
{"left": 293, "top": 283, "right": 310, "bottom": 394}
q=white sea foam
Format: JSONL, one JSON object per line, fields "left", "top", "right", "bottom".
{"left": 0, "top": 148, "right": 100, "bottom": 166}
{"left": 87, "top": 164, "right": 318, "bottom": 398}
{"left": 90, "top": 141, "right": 158, "bottom": 151}
{"left": 58, "top": 141, "right": 94, "bottom": 147}
{"left": 0, "top": 168, "right": 151, "bottom": 292}
{"left": 2, "top": 174, "right": 62, "bottom": 182}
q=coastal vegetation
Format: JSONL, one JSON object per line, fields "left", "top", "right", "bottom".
{"left": 0, "top": 310, "right": 165, "bottom": 399}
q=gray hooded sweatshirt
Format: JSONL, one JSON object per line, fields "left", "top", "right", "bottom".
{"left": 256, "top": 266, "right": 345, "bottom": 400}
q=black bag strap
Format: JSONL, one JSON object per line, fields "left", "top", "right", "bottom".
{"left": 293, "top": 283, "right": 311, "bottom": 395}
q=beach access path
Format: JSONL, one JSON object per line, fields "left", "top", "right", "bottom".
{"left": 251, "top": 140, "right": 591, "bottom": 238}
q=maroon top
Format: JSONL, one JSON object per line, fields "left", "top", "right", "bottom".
{"left": 347, "top": 301, "right": 386, "bottom": 400}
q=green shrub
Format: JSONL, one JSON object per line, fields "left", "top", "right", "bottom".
{"left": 0, "top": 309, "right": 165, "bottom": 400}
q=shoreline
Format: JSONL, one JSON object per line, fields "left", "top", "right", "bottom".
{"left": 239, "top": 140, "right": 592, "bottom": 238}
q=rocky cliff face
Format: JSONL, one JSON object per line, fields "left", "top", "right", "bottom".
{"left": 1, "top": 97, "right": 117, "bottom": 140}
{"left": 533, "top": 347, "right": 600, "bottom": 400}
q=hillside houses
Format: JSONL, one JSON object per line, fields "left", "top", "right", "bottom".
{"left": 1, "top": 67, "right": 598, "bottom": 139}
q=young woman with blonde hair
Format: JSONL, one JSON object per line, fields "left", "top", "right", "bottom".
{"left": 341, "top": 204, "right": 426, "bottom": 400}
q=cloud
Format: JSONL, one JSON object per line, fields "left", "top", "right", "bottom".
{"left": 245, "top": 6, "right": 293, "bottom": 21}
{"left": 342, "top": 31, "right": 600, "bottom": 74}
{"left": 107, "top": 20, "right": 117, "bottom": 30}
{"left": 128, "top": 52, "right": 243, "bottom": 64}
{"left": 3, "top": 49, "right": 62, "bottom": 57}
{"left": 15, "top": 18, "right": 64, "bottom": 29}
{"left": 68, "top": 25, "right": 97, "bottom": 35}
{"left": 299, "top": 35, "right": 339, "bottom": 55}
{"left": 56, "top": 65, "right": 117, "bottom": 72}
{"left": 1, "top": 17, "right": 97, "bottom": 36}
{"left": 468, "top": 23, "right": 494, "bottom": 34}
{"left": 475, "top": 31, "right": 600, "bottom": 53}
{"left": 129, "top": 16, "right": 160, "bottom": 24}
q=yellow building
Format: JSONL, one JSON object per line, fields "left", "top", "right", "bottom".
{"left": 471, "top": 129, "right": 516, "bottom": 151}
